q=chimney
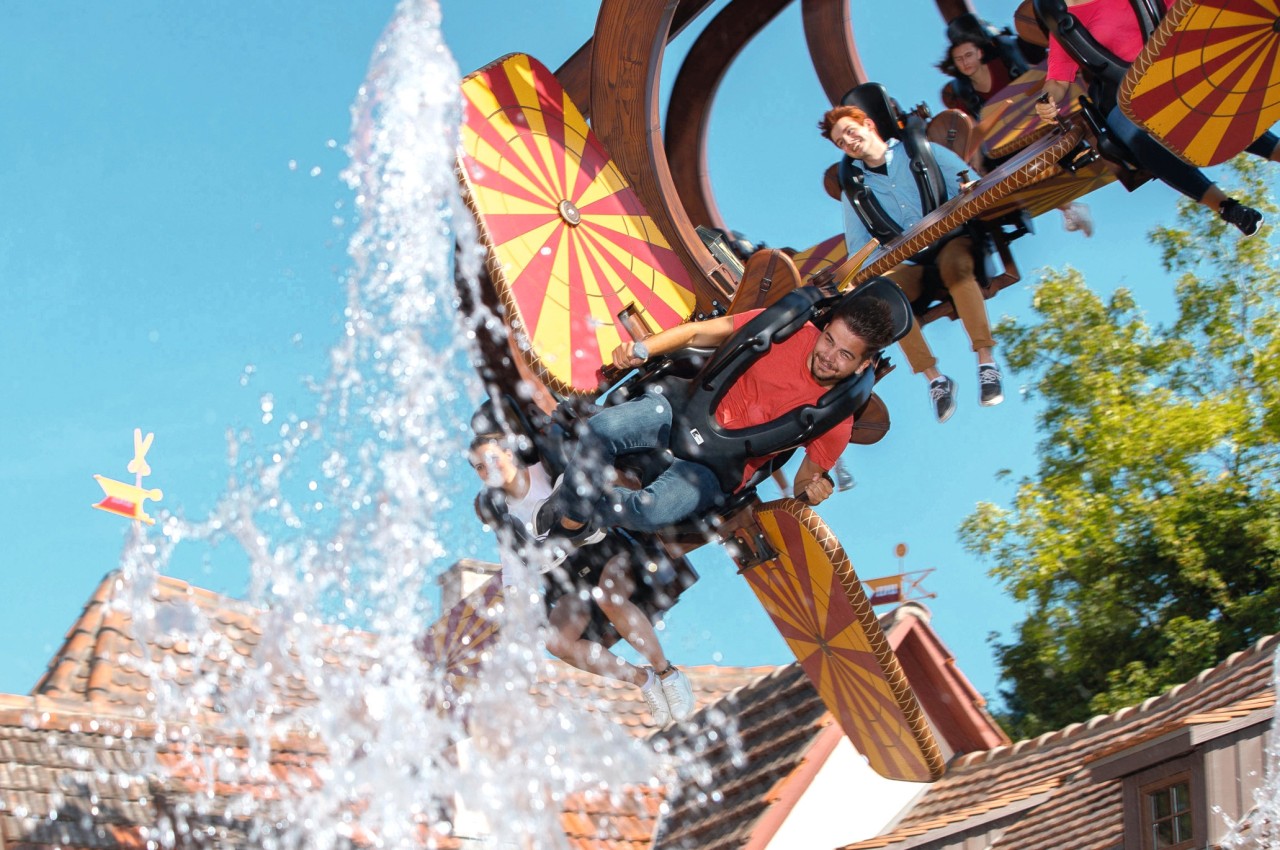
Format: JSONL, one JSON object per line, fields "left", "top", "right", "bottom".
{"left": 437, "top": 558, "right": 501, "bottom": 611}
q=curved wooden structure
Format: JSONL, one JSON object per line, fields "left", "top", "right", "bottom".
{"left": 666, "top": 0, "right": 794, "bottom": 234}
{"left": 589, "top": 0, "right": 738, "bottom": 310}
{"left": 802, "top": 0, "right": 870, "bottom": 105}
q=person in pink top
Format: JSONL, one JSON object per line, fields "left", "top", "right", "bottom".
{"left": 541, "top": 295, "right": 897, "bottom": 541}
{"left": 1034, "top": 0, "right": 1277, "bottom": 235}
{"left": 937, "top": 24, "right": 1094, "bottom": 237}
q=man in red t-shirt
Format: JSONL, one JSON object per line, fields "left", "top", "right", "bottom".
{"left": 543, "top": 295, "right": 897, "bottom": 541}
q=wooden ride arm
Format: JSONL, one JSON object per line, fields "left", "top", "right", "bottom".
{"left": 665, "top": 0, "right": 794, "bottom": 235}
{"left": 848, "top": 122, "right": 1086, "bottom": 289}
{"left": 555, "top": 0, "right": 720, "bottom": 116}
{"left": 589, "top": 0, "right": 738, "bottom": 313}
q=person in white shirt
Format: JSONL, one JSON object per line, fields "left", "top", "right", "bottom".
{"left": 468, "top": 433, "right": 696, "bottom": 726}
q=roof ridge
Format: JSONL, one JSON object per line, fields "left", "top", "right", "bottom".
{"left": 953, "top": 632, "right": 1280, "bottom": 768}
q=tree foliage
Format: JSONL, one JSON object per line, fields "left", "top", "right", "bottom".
{"left": 962, "top": 159, "right": 1280, "bottom": 739}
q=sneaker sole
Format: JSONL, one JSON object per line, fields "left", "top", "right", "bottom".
{"left": 980, "top": 393, "right": 1005, "bottom": 407}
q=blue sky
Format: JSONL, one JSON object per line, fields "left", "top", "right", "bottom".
{"left": 1, "top": 0, "right": 1241, "bottom": 712}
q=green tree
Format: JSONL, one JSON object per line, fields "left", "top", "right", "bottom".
{"left": 962, "top": 159, "right": 1280, "bottom": 739}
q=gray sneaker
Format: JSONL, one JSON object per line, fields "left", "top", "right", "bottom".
{"left": 929, "top": 376, "right": 957, "bottom": 423}
{"left": 659, "top": 666, "right": 696, "bottom": 721}
{"left": 640, "top": 667, "right": 671, "bottom": 726}
{"left": 978, "top": 364, "right": 1004, "bottom": 406}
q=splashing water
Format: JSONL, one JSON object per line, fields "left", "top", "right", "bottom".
{"left": 99, "top": 2, "right": 677, "bottom": 847}
{"left": 1218, "top": 647, "right": 1280, "bottom": 849}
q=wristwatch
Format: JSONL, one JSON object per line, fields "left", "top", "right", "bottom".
{"left": 633, "top": 341, "right": 649, "bottom": 361}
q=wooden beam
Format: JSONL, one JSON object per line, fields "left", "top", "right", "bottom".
{"left": 589, "top": 0, "right": 737, "bottom": 310}
{"left": 936, "top": 0, "right": 979, "bottom": 24}
{"left": 555, "top": 0, "right": 721, "bottom": 118}
{"left": 802, "top": 0, "right": 868, "bottom": 105}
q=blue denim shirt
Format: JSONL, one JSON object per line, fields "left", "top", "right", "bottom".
{"left": 840, "top": 138, "right": 972, "bottom": 266}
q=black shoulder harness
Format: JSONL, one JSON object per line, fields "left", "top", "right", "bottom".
{"left": 1033, "top": 0, "right": 1163, "bottom": 88}
{"left": 660, "top": 287, "right": 880, "bottom": 494}
{"left": 838, "top": 118, "right": 951, "bottom": 244}
{"left": 475, "top": 489, "right": 531, "bottom": 550}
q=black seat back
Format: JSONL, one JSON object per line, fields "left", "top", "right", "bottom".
{"left": 662, "top": 278, "right": 913, "bottom": 493}
{"left": 1032, "top": 0, "right": 1162, "bottom": 88}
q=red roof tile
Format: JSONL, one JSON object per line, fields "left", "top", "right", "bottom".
{"left": 10, "top": 572, "right": 775, "bottom": 850}
{"left": 15, "top": 570, "right": 1015, "bottom": 850}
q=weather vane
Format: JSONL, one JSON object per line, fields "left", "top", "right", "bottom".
{"left": 92, "top": 429, "right": 163, "bottom": 525}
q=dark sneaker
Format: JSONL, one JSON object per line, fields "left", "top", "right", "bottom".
{"left": 978, "top": 364, "right": 1004, "bottom": 406}
{"left": 1220, "top": 199, "right": 1263, "bottom": 237}
{"left": 533, "top": 481, "right": 605, "bottom": 546}
{"left": 929, "top": 376, "right": 957, "bottom": 423}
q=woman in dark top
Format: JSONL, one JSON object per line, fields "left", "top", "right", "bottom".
{"left": 939, "top": 30, "right": 1094, "bottom": 235}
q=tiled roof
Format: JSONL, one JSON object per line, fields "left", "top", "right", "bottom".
{"left": 538, "top": 661, "right": 781, "bottom": 739}
{"left": 0, "top": 692, "right": 383, "bottom": 850}
{"left": 563, "top": 785, "right": 665, "bottom": 850}
{"left": 12, "top": 571, "right": 781, "bottom": 850}
{"left": 841, "top": 633, "right": 1280, "bottom": 850}
{"left": 639, "top": 603, "right": 1008, "bottom": 850}
{"left": 34, "top": 571, "right": 347, "bottom": 715}
{"left": 16, "top": 570, "right": 1010, "bottom": 850}
{"left": 652, "top": 663, "right": 837, "bottom": 850}
{"left": 34, "top": 571, "right": 765, "bottom": 734}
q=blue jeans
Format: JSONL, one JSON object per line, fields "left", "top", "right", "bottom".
{"left": 1107, "top": 108, "right": 1280, "bottom": 203}
{"left": 556, "top": 391, "right": 725, "bottom": 532}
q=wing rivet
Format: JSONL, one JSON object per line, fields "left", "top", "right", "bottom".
{"left": 557, "top": 199, "right": 582, "bottom": 225}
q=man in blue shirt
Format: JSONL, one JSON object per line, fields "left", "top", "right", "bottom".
{"left": 819, "top": 104, "right": 1003, "bottom": 423}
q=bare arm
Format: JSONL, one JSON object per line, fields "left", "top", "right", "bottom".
{"left": 611, "top": 315, "right": 738, "bottom": 368}
{"left": 1034, "top": 80, "right": 1073, "bottom": 121}
{"left": 794, "top": 455, "right": 836, "bottom": 505}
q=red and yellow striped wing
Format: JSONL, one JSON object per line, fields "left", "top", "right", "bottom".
{"left": 742, "top": 500, "right": 945, "bottom": 782}
{"left": 459, "top": 54, "right": 697, "bottom": 395}
{"left": 979, "top": 65, "right": 1086, "bottom": 159}
{"left": 420, "top": 576, "right": 505, "bottom": 680}
{"left": 1121, "top": 0, "right": 1280, "bottom": 166}
{"left": 791, "top": 234, "right": 848, "bottom": 280}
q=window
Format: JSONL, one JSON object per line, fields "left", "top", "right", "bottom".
{"left": 1147, "top": 779, "right": 1193, "bottom": 848}
{"left": 1135, "top": 766, "right": 1202, "bottom": 850}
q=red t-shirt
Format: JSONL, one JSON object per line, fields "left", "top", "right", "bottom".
{"left": 1047, "top": 0, "right": 1172, "bottom": 82}
{"left": 714, "top": 310, "right": 855, "bottom": 488}
{"left": 978, "top": 60, "right": 1013, "bottom": 103}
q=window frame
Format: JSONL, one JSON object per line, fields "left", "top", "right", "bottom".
{"left": 1122, "top": 754, "right": 1205, "bottom": 850}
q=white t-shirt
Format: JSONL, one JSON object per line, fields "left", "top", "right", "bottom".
{"left": 495, "top": 462, "right": 558, "bottom": 578}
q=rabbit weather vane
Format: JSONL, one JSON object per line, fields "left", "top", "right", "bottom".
{"left": 92, "top": 429, "right": 164, "bottom": 525}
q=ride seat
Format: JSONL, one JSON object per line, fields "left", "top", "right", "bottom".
{"left": 836, "top": 83, "right": 1026, "bottom": 322}
{"left": 656, "top": 277, "right": 912, "bottom": 495}
{"left": 1031, "top": 0, "right": 1160, "bottom": 188}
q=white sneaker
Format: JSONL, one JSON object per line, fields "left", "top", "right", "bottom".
{"left": 1060, "top": 202, "right": 1094, "bottom": 237}
{"left": 659, "top": 666, "right": 696, "bottom": 721}
{"left": 640, "top": 668, "right": 671, "bottom": 726}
